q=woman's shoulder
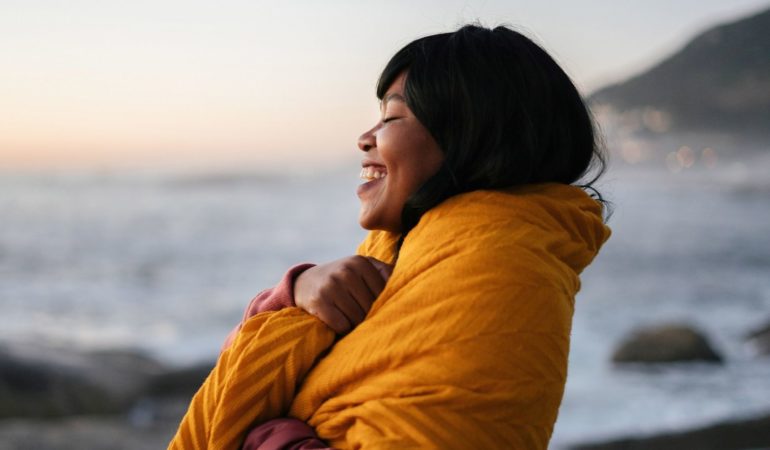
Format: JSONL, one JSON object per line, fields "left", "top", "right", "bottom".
{"left": 411, "top": 183, "right": 606, "bottom": 241}
{"left": 400, "top": 183, "right": 610, "bottom": 284}
{"left": 426, "top": 183, "right": 602, "bottom": 223}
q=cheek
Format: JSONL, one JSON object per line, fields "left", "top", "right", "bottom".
{"left": 379, "top": 124, "right": 443, "bottom": 190}
{"left": 412, "top": 143, "right": 444, "bottom": 186}
{"left": 413, "top": 158, "right": 438, "bottom": 184}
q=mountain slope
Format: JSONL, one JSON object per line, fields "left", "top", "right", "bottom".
{"left": 590, "top": 7, "right": 770, "bottom": 136}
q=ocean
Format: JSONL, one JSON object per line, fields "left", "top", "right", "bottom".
{"left": 1, "top": 155, "right": 769, "bottom": 447}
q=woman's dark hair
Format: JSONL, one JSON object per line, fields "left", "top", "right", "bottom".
{"left": 376, "top": 24, "right": 608, "bottom": 250}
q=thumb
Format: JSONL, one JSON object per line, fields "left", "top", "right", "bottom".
{"left": 365, "top": 257, "right": 394, "bottom": 282}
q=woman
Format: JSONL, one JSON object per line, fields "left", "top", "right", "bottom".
{"left": 170, "top": 24, "right": 611, "bottom": 450}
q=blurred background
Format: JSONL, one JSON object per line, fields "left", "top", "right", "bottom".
{"left": 1, "top": 1, "right": 769, "bottom": 449}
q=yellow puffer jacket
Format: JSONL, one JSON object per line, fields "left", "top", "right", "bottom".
{"left": 169, "top": 183, "right": 611, "bottom": 449}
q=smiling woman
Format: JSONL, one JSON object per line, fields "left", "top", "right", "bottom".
{"left": 169, "top": 24, "right": 611, "bottom": 450}
{"left": 356, "top": 73, "right": 444, "bottom": 233}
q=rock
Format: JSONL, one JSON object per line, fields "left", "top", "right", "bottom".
{"left": 745, "top": 320, "right": 770, "bottom": 355}
{"left": 611, "top": 323, "right": 723, "bottom": 364}
{"left": 0, "top": 397, "right": 189, "bottom": 450}
{"left": 147, "top": 361, "right": 214, "bottom": 398}
{"left": 570, "top": 412, "right": 770, "bottom": 450}
{"left": 0, "top": 342, "right": 166, "bottom": 418}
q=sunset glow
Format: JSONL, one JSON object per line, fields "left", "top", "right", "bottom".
{"left": 2, "top": 0, "right": 767, "bottom": 169}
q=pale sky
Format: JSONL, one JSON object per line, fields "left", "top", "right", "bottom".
{"left": 2, "top": 0, "right": 768, "bottom": 170}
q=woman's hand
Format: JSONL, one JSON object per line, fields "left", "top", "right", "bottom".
{"left": 294, "top": 256, "right": 393, "bottom": 334}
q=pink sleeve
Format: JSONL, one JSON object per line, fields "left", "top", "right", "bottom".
{"left": 241, "top": 418, "right": 332, "bottom": 450}
{"left": 221, "top": 263, "right": 315, "bottom": 352}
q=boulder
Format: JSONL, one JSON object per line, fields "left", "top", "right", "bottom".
{"left": 146, "top": 361, "right": 214, "bottom": 398}
{"left": 611, "top": 323, "right": 723, "bottom": 364}
{"left": 745, "top": 320, "right": 770, "bottom": 356}
{"left": 0, "top": 342, "right": 166, "bottom": 418}
{"left": 571, "top": 412, "right": 770, "bottom": 450}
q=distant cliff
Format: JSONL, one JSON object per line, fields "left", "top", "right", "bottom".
{"left": 590, "top": 7, "right": 770, "bottom": 138}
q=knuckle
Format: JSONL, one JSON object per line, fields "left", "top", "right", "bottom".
{"left": 343, "top": 255, "right": 364, "bottom": 268}
{"left": 329, "top": 273, "right": 347, "bottom": 287}
{"left": 317, "top": 284, "right": 331, "bottom": 296}
{"left": 338, "top": 263, "right": 354, "bottom": 276}
{"left": 308, "top": 296, "right": 325, "bottom": 310}
{"left": 340, "top": 269, "right": 357, "bottom": 283}
{"left": 349, "top": 255, "right": 367, "bottom": 265}
{"left": 324, "top": 277, "right": 338, "bottom": 288}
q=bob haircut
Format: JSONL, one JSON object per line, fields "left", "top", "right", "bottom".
{"left": 376, "top": 24, "right": 607, "bottom": 246}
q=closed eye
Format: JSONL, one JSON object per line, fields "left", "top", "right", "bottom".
{"left": 382, "top": 117, "right": 400, "bottom": 123}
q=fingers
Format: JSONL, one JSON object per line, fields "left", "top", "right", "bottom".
{"left": 306, "top": 273, "right": 367, "bottom": 334}
{"left": 334, "top": 257, "right": 377, "bottom": 315}
{"left": 333, "top": 256, "right": 395, "bottom": 327}
{"left": 310, "top": 299, "right": 352, "bottom": 334}
{"left": 342, "top": 277, "right": 374, "bottom": 322}
{"left": 365, "top": 257, "right": 394, "bottom": 283}
{"left": 336, "top": 288, "right": 368, "bottom": 326}
{"left": 293, "top": 255, "right": 395, "bottom": 335}
{"left": 352, "top": 256, "right": 390, "bottom": 300}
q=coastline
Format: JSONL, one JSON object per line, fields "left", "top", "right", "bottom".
{"left": 0, "top": 341, "right": 209, "bottom": 450}
{"left": 2, "top": 341, "right": 770, "bottom": 449}
{"left": 0, "top": 405, "right": 184, "bottom": 450}
{"left": 570, "top": 412, "right": 770, "bottom": 450}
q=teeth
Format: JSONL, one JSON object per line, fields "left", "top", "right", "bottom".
{"left": 360, "top": 166, "right": 387, "bottom": 181}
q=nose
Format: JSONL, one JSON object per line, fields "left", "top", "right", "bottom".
{"left": 357, "top": 125, "right": 376, "bottom": 152}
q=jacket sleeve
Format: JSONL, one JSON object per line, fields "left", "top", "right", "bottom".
{"left": 168, "top": 308, "right": 336, "bottom": 450}
{"left": 221, "top": 263, "right": 315, "bottom": 352}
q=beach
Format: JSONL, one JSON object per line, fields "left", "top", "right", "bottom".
{"left": 2, "top": 157, "right": 770, "bottom": 448}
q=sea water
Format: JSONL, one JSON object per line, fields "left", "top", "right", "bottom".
{"left": 552, "top": 156, "right": 770, "bottom": 447}
{"left": 1, "top": 157, "right": 769, "bottom": 447}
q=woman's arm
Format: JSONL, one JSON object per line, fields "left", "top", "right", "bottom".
{"left": 171, "top": 257, "right": 392, "bottom": 449}
{"left": 168, "top": 309, "right": 336, "bottom": 450}
{"left": 292, "top": 256, "right": 392, "bottom": 334}
{"left": 221, "top": 257, "right": 392, "bottom": 352}
{"left": 221, "top": 263, "right": 316, "bottom": 352}
{"left": 203, "top": 257, "right": 391, "bottom": 449}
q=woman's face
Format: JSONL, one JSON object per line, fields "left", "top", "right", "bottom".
{"left": 356, "top": 73, "right": 444, "bottom": 232}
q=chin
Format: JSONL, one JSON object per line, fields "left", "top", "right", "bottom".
{"left": 358, "top": 213, "right": 399, "bottom": 233}
{"left": 358, "top": 212, "right": 375, "bottom": 231}
{"left": 358, "top": 216, "right": 380, "bottom": 232}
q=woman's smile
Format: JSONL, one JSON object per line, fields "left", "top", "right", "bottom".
{"left": 356, "top": 72, "right": 444, "bottom": 232}
{"left": 356, "top": 174, "right": 384, "bottom": 195}
{"left": 359, "top": 165, "right": 388, "bottom": 181}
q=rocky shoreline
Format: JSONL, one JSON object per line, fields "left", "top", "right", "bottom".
{"left": 0, "top": 401, "right": 186, "bottom": 450}
{"left": 570, "top": 412, "right": 770, "bottom": 450}
{"left": 2, "top": 319, "right": 769, "bottom": 450}
{"left": 0, "top": 341, "right": 211, "bottom": 449}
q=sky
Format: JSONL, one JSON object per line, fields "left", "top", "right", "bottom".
{"left": 2, "top": 0, "right": 769, "bottom": 171}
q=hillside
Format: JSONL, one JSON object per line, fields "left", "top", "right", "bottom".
{"left": 590, "top": 6, "right": 770, "bottom": 137}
